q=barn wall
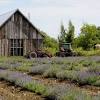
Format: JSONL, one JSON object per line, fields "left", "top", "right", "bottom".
{"left": 0, "top": 11, "right": 44, "bottom": 56}
{"left": 0, "top": 39, "right": 8, "bottom": 56}
{"left": 0, "top": 25, "right": 9, "bottom": 56}
{"left": 38, "top": 33, "right": 43, "bottom": 39}
{"left": 24, "top": 39, "right": 34, "bottom": 54}
{"left": 0, "top": 12, "right": 39, "bottom": 40}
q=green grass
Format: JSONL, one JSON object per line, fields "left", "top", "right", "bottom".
{"left": 75, "top": 48, "right": 100, "bottom": 56}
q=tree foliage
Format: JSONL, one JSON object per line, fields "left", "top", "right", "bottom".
{"left": 41, "top": 22, "right": 100, "bottom": 52}
{"left": 96, "top": 27, "right": 100, "bottom": 43}
{"left": 58, "top": 23, "right": 66, "bottom": 43}
{"left": 58, "top": 20, "right": 75, "bottom": 44}
{"left": 66, "top": 20, "right": 75, "bottom": 43}
{"left": 40, "top": 31, "right": 58, "bottom": 51}
{"left": 75, "top": 24, "right": 100, "bottom": 50}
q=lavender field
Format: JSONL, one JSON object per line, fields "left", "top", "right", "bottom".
{"left": 0, "top": 56, "right": 100, "bottom": 100}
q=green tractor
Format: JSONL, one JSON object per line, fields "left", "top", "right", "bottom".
{"left": 55, "top": 43, "right": 77, "bottom": 57}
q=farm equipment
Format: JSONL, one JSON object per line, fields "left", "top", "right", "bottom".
{"left": 55, "top": 43, "right": 77, "bottom": 57}
{"left": 25, "top": 49, "right": 52, "bottom": 58}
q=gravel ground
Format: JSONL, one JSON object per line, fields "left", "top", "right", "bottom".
{"left": 0, "top": 81, "right": 44, "bottom": 100}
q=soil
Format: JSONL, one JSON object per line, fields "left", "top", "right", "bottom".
{"left": 0, "top": 81, "right": 44, "bottom": 100}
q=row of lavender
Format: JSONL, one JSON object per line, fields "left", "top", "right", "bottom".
{"left": 28, "top": 64, "right": 100, "bottom": 87}
{"left": 0, "top": 69, "right": 99, "bottom": 100}
{"left": 0, "top": 57, "right": 100, "bottom": 71}
{"left": 0, "top": 57, "right": 100, "bottom": 86}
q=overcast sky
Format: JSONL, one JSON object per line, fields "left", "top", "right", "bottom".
{"left": 0, "top": 0, "right": 100, "bottom": 38}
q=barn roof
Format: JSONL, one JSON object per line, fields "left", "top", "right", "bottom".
{"left": 0, "top": 9, "right": 16, "bottom": 27}
{"left": 0, "top": 9, "right": 44, "bottom": 37}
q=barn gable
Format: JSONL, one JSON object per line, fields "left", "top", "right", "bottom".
{"left": 0, "top": 9, "right": 44, "bottom": 39}
{"left": 0, "top": 10, "right": 16, "bottom": 27}
{"left": 0, "top": 9, "right": 44, "bottom": 56}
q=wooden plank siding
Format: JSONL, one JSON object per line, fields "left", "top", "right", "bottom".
{"left": 0, "top": 10, "right": 44, "bottom": 56}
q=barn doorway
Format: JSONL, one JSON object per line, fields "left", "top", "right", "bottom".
{"left": 10, "top": 39, "right": 23, "bottom": 56}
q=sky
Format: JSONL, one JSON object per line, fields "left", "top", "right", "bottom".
{"left": 0, "top": 0, "right": 100, "bottom": 39}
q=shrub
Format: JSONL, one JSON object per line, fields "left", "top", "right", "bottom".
{"left": 29, "top": 64, "right": 51, "bottom": 75}
{"left": 93, "top": 79, "right": 100, "bottom": 87}
{"left": 25, "top": 82, "right": 36, "bottom": 92}
{"left": 44, "top": 85, "right": 73, "bottom": 100}
{"left": 75, "top": 48, "right": 100, "bottom": 56}
{"left": 35, "top": 84, "right": 47, "bottom": 95}
{"left": 88, "top": 65, "right": 100, "bottom": 73}
{"left": 62, "top": 91, "right": 93, "bottom": 100}
{"left": 56, "top": 70, "right": 78, "bottom": 81}
{"left": 43, "top": 65, "right": 61, "bottom": 78}
{"left": 77, "top": 71, "right": 99, "bottom": 85}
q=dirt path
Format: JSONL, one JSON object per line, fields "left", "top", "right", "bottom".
{"left": 31, "top": 75, "right": 100, "bottom": 96}
{"left": 0, "top": 81, "right": 44, "bottom": 100}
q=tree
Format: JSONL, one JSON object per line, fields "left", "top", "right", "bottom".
{"left": 58, "top": 21, "right": 75, "bottom": 44}
{"left": 80, "top": 24, "right": 97, "bottom": 50}
{"left": 96, "top": 27, "right": 100, "bottom": 43}
{"left": 66, "top": 20, "right": 75, "bottom": 44}
{"left": 58, "top": 23, "right": 66, "bottom": 43}
{"left": 40, "top": 31, "right": 58, "bottom": 52}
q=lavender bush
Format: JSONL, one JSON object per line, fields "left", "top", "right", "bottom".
{"left": 0, "top": 69, "right": 47, "bottom": 95}
{"left": 0, "top": 56, "right": 99, "bottom": 87}
{"left": 43, "top": 65, "right": 61, "bottom": 78}
{"left": 45, "top": 84, "right": 100, "bottom": 100}
{"left": 29, "top": 64, "right": 51, "bottom": 75}
{"left": 77, "top": 71, "right": 100, "bottom": 85}
{"left": 56, "top": 70, "right": 78, "bottom": 81}
{"left": 0, "top": 69, "right": 100, "bottom": 100}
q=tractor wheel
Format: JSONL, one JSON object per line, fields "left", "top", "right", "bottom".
{"left": 29, "top": 52, "right": 37, "bottom": 58}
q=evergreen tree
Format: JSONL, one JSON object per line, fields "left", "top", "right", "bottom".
{"left": 58, "top": 23, "right": 66, "bottom": 43}
{"left": 66, "top": 20, "right": 75, "bottom": 44}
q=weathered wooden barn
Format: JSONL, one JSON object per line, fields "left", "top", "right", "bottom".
{"left": 0, "top": 9, "right": 44, "bottom": 56}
